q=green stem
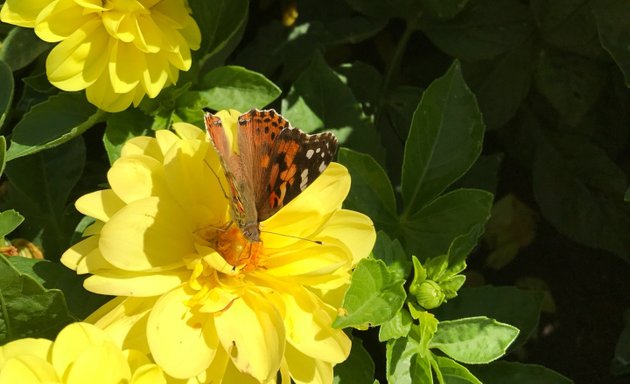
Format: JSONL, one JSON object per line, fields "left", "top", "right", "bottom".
{"left": 382, "top": 18, "right": 417, "bottom": 94}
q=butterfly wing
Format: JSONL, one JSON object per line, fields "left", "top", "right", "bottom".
{"left": 238, "top": 109, "right": 338, "bottom": 222}
{"left": 204, "top": 110, "right": 258, "bottom": 232}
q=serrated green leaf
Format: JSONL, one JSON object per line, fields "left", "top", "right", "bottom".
{"left": 430, "top": 316, "right": 519, "bottom": 364}
{"left": 189, "top": 66, "right": 281, "bottom": 113}
{"left": 0, "top": 27, "right": 51, "bottom": 71}
{"left": 379, "top": 309, "right": 413, "bottom": 342}
{"left": 419, "top": 0, "right": 532, "bottom": 61}
{"left": 338, "top": 149, "right": 397, "bottom": 229}
{"left": 8, "top": 257, "right": 110, "bottom": 319}
{"left": 0, "top": 255, "right": 75, "bottom": 343}
{"left": 400, "top": 61, "right": 484, "bottom": 217}
{"left": 470, "top": 361, "right": 574, "bottom": 384}
{"left": 0, "top": 210, "right": 24, "bottom": 239}
{"left": 344, "top": 0, "right": 422, "bottom": 20}
{"left": 401, "top": 189, "right": 493, "bottom": 260}
{"left": 337, "top": 61, "right": 383, "bottom": 106}
{"left": 432, "top": 355, "right": 482, "bottom": 384}
{"left": 103, "top": 108, "right": 153, "bottom": 164}
{"left": 0, "top": 59, "right": 13, "bottom": 129}
{"left": 371, "top": 232, "right": 412, "bottom": 281}
{"left": 387, "top": 332, "right": 429, "bottom": 384}
{"left": 333, "top": 258, "right": 406, "bottom": 328}
{"left": 333, "top": 336, "right": 375, "bottom": 384}
{"left": 435, "top": 286, "right": 543, "bottom": 349}
{"left": 6, "top": 93, "right": 105, "bottom": 161}
{"left": 5, "top": 138, "right": 85, "bottom": 259}
{"left": 535, "top": 50, "right": 607, "bottom": 126}
{"left": 282, "top": 52, "right": 384, "bottom": 161}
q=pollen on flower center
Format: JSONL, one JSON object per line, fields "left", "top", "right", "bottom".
{"left": 214, "top": 224, "right": 263, "bottom": 273}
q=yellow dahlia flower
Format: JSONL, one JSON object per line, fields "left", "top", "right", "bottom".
{"left": 0, "top": 0, "right": 201, "bottom": 112}
{"left": 61, "top": 110, "right": 376, "bottom": 383}
{"left": 0, "top": 322, "right": 166, "bottom": 384}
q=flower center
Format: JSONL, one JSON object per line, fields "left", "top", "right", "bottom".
{"left": 215, "top": 224, "right": 263, "bottom": 272}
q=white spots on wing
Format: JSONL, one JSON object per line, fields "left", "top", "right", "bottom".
{"left": 320, "top": 151, "right": 325, "bottom": 158}
{"left": 315, "top": 147, "right": 321, "bottom": 153}
{"left": 318, "top": 162, "right": 326, "bottom": 173}
{"left": 300, "top": 169, "right": 309, "bottom": 190}
{"left": 306, "top": 149, "right": 314, "bottom": 159}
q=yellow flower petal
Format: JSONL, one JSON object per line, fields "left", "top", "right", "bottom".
{"left": 120, "top": 136, "right": 163, "bottom": 161}
{"left": 284, "top": 343, "right": 333, "bottom": 384}
{"left": 0, "top": 355, "right": 59, "bottom": 383}
{"left": 214, "top": 291, "right": 285, "bottom": 382}
{"left": 75, "top": 189, "right": 125, "bottom": 222}
{"left": 46, "top": 20, "right": 110, "bottom": 90}
{"left": 262, "top": 163, "right": 350, "bottom": 249}
{"left": 154, "top": 129, "right": 180, "bottom": 157}
{"left": 133, "top": 13, "right": 162, "bottom": 53}
{"left": 107, "top": 154, "right": 167, "bottom": 203}
{"left": 61, "top": 235, "right": 99, "bottom": 272}
{"left": 148, "top": 286, "right": 219, "bottom": 379}
{"left": 85, "top": 66, "right": 137, "bottom": 112}
{"left": 99, "top": 197, "right": 192, "bottom": 271}
{"left": 35, "top": 0, "right": 98, "bottom": 42}
{"left": 0, "top": 338, "right": 52, "bottom": 366}
{"left": 108, "top": 41, "right": 145, "bottom": 93}
{"left": 315, "top": 209, "right": 376, "bottom": 265}
{"left": 51, "top": 322, "right": 111, "bottom": 376}
{"left": 0, "top": 0, "right": 49, "bottom": 28}
{"left": 130, "top": 364, "right": 166, "bottom": 384}
{"left": 280, "top": 289, "right": 350, "bottom": 363}
{"left": 84, "top": 268, "right": 189, "bottom": 296}
{"left": 88, "top": 297, "right": 155, "bottom": 354}
{"left": 65, "top": 342, "right": 131, "bottom": 384}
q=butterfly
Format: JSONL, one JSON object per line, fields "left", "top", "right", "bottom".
{"left": 203, "top": 108, "right": 338, "bottom": 243}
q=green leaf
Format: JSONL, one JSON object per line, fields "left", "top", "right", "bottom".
{"left": 189, "top": 0, "right": 248, "bottom": 62}
{"left": 430, "top": 316, "right": 519, "bottom": 364}
{"left": 454, "top": 154, "right": 503, "bottom": 194}
{"left": 379, "top": 308, "right": 413, "bottom": 342}
{"left": 371, "top": 231, "right": 412, "bottom": 282}
{"left": 8, "top": 257, "right": 110, "bottom": 319}
{"left": 6, "top": 93, "right": 104, "bottom": 161}
{"left": 0, "top": 59, "right": 13, "bottom": 128}
{"left": 434, "top": 286, "right": 544, "bottom": 349}
{"left": 0, "top": 255, "right": 75, "bottom": 343}
{"left": 333, "top": 336, "right": 375, "bottom": 384}
{"left": 103, "top": 108, "right": 153, "bottom": 164}
{"left": 531, "top": 0, "right": 606, "bottom": 58}
{"left": 432, "top": 355, "right": 482, "bottom": 384}
{"left": 534, "top": 50, "right": 607, "bottom": 126}
{"left": 282, "top": 52, "right": 384, "bottom": 161}
{"left": 463, "top": 41, "right": 533, "bottom": 131}
{"left": 338, "top": 148, "right": 397, "bottom": 229}
{"left": 0, "top": 136, "right": 6, "bottom": 177}
{"left": 420, "top": 0, "right": 470, "bottom": 20}
{"left": 387, "top": 332, "right": 433, "bottom": 384}
{"left": 401, "top": 189, "right": 493, "bottom": 260}
{"left": 188, "top": 66, "right": 281, "bottom": 113}
{"left": 0, "top": 210, "right": 24, "bottom": 239}
{"left": 419, "top": 0, "right": 533, "bottom": 61}
{"left": 5, "top": 138, "right": 86, "bottom": 259}
{"left": 0, "top": 27, "right": 51, "bottom": 71}
{"left": 400, "top": 61, "right": 484, "bottom": 216}
{"left": 593, "top": 0, "right": 630, "bottom": 86}
{"left": 470, "top": 361, "right": 574, "bottom": 384}
{"left": 344, "top": 0, "right": 422, "bottom": 20}
{"left": 612, "top": 309, "right": 630, "bottom": 375}
{"left": 533, "top": 133, "right": 630, "bottom": 261}
{"left": 333, "top": 258, "right": 406, "bottom": 328}
{"left": 337, "top": 61, "right": 383, "bottom": 107}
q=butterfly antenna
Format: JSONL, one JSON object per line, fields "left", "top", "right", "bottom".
{"left": 203, "top": 158, "right": 230, "bottom": 201}
{"left": 260, "top": 230, "right": 323, "bottom": 245}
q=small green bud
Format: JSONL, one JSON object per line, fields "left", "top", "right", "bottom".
{"left": 411, "top": 279, "right": 445, "bottom": 309}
